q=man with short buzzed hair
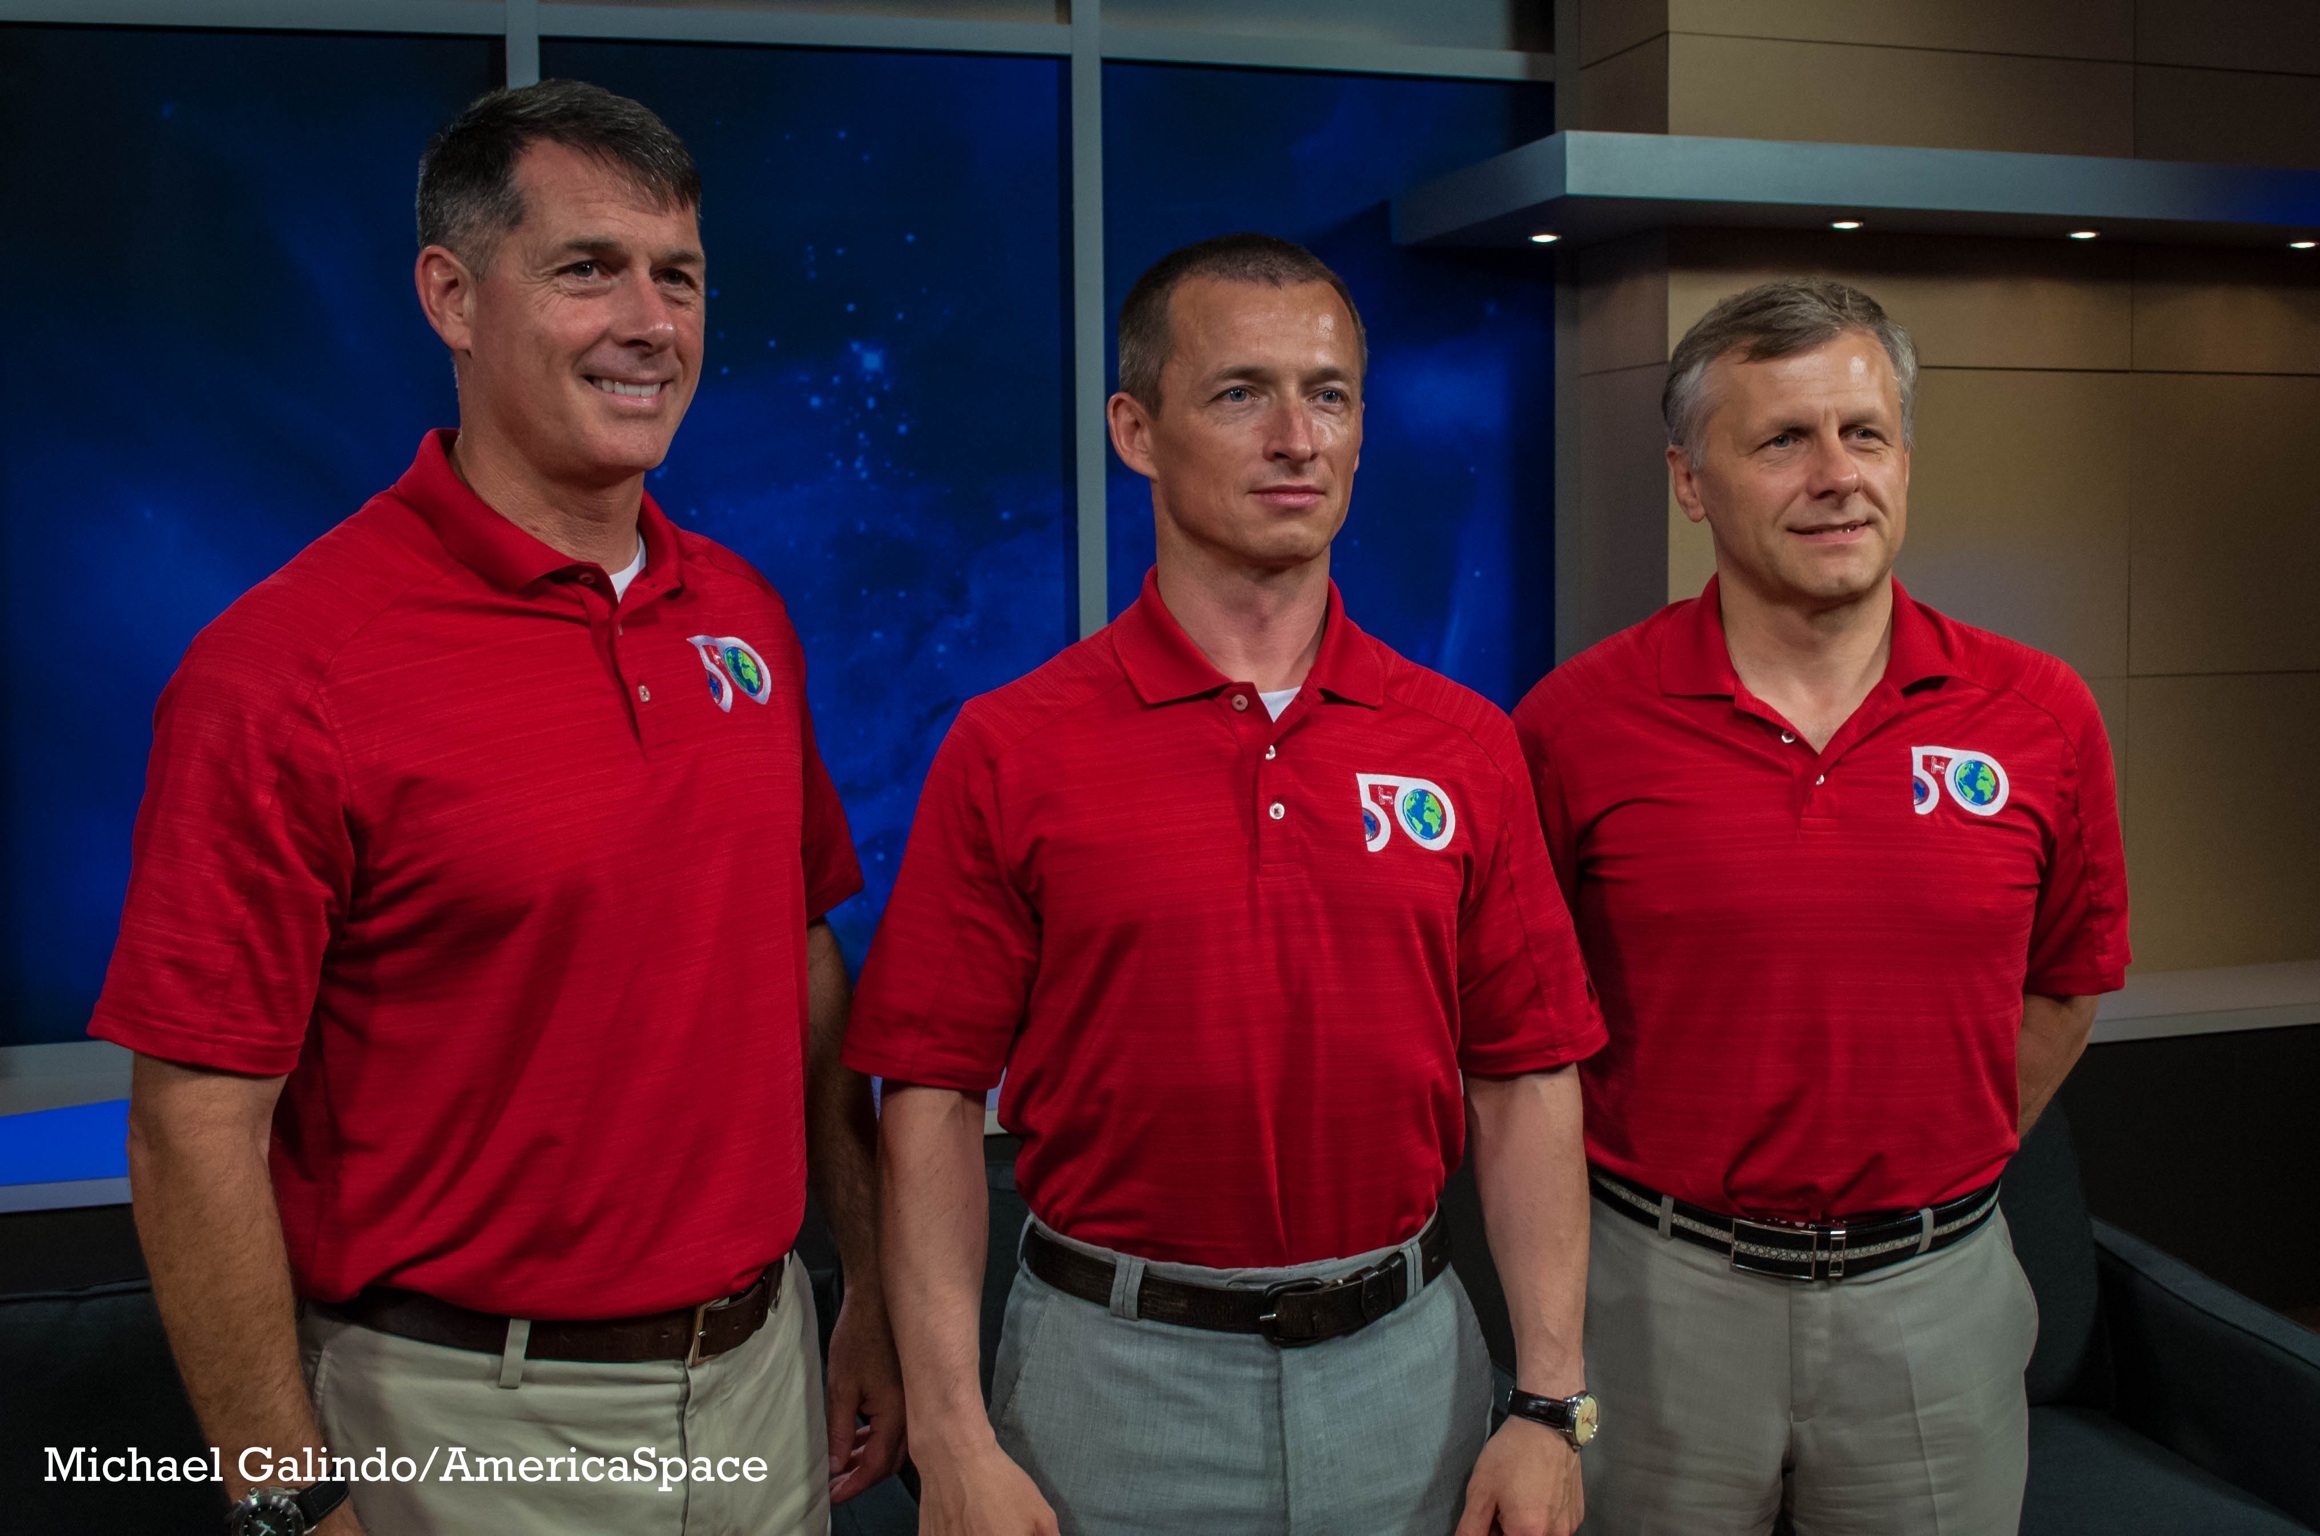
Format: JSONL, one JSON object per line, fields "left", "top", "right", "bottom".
{"left": 94, "top": 80, "right": 900, "bottom": 1535}
{"left": 851, "top": 232, "right": 1607, "bottom": 1536}
{"left": 1514, "top": 278, "right": 2129, "bottom": 1535}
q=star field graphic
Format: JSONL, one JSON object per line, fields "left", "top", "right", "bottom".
{"left": 0, "top": 30, "right": 1068, "bottom": 1042}
{"left": 0, "top": 29, "right": 503, "bottom": 1045}
{"left": 539, "top": 41, "right": 1073, "bottom": 972}
{"left": 0, "top": 32, "right": 1557, "bottom": 1048}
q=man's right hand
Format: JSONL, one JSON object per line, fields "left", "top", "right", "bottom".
{"left": 915, "top": 1442, "right": 1060, "bottom": 1536}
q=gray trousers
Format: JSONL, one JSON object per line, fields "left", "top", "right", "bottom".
{"left": 297, "top": 1253, "right": 829, "bottom": 1535}
{"left": 992, "top": 1218, "right": 1495, "bottom": 1536}
{"left": 1581, "top": 1199, "right": 2039, "bottom": 1536}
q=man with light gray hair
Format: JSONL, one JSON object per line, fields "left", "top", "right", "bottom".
{"left": 1513, "top": 277, "right": 2130, "bottom": 1533}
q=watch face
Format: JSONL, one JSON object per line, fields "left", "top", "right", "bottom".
{"left": 232, "top": 1493, "right": 307, "bottom": 1536}
{"left": 1570, "top": 1393, "right": 1600, "bottom": 1445}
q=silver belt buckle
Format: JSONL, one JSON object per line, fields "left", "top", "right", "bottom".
{"left": 1728, "top": 1216, "right": 1846, "bottom": 1281}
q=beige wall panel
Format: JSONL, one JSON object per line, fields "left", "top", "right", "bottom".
{"left": 1896, "top": 369, "right": 2132, "bottom": 678}
{"left": 1580, "top": 32, "right": 1670, "bottom": 132}
{"left": 1666, "top": 34, "right": 2134, "bottom": 156}
{"left": 1667, "top": 493, "right": 1715, "bottom": 602}
{"left": 2133, "top": 246, "right": 2320, "bottom": 374}
{"left": 1579, "top": 364, "right": 1676, "bottom": 651}
{"left": 1664, "top": 230, "right": 2132, "bottom": 371}
{"left": 1663, "top": 0, "right": 2132, "bottom": 61}
{"left": 2128, "top": 374, "right": 2320, "bottom": 675}
{"left": 1581, "top": 0, "right": 1668, "bottom": 67}
{"left": 1578, "top": 233, "right": 1671, "bottom": 374}
{"left": 2134, "top": 64, "right": 2320, "bottom": 171}
{"left": 2123, "top": 672, "right": 2320, "bottom": 971}
{"left": 2135, "top": 0, "right": 2320, "bottom": 78}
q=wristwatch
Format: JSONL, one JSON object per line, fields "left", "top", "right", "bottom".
{"left": 1506, "top": 1388, "right": 1600, "bottom": 1450}
{"left": 227, "top": 1481, "right": 349, "bottom": 1535}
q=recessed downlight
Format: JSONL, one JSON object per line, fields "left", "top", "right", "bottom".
{"left": 1830, "top": 220, "right": 1863, "bottom": 230}
{"left": 2068, "top": 230, "right": 2100, "bottom": 240}
{"left": 1529, "top": 232, "right": 1561, "bottom": 244}
{"left": 2293, "top": 240, "right": 2317, "bottom": 250}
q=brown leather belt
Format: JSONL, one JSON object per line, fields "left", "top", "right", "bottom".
{"left": 315, "top": 1261, "right": 781, "bottom": 1365}
{"left": 1023, "top": 1220, "right": 1451, "bottom": 1348}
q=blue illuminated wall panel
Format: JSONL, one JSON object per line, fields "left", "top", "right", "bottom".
{"left": 1102, "top": 64, "right": 1557, "bottom": 709}
{"left": 0, "top": 31, "right": 1069, "bottom": 1045}
{"left": 541, "top": 41, "right": 1072, "bottom": 967}
{"left": 0, "top": 27, "right": 500, "bottom": 1046}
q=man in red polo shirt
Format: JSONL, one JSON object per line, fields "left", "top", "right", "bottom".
{"left": 1514, "top": 278, "right": 2129, "bottom": 1535}
{"left": 846, "top": 234, "right": 1607, "bottom": 1536}
{"left": 91, "top": 82, "right": 900, "bottom": 1534}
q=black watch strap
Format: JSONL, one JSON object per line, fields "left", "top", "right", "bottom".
{"left": 1506, "top": 1387, "right": 1599, "bottom": 1448}
{"left": 297, "top": 1481, "right": 350, "bottom": 1527}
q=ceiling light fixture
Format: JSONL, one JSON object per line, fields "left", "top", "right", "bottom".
{"left": 2293, "top": 240, "right": 2317, "bottom": 250}
{"left": 2068, "top": 230, "right": 2100, "bottom": 240}
{"left": 1529, "top": 232, "right": 1560, "bottom": 244}
{"left": 1830, "top": 220, "right": 1863, "bottom": 230}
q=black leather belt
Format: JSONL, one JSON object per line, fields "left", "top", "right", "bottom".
{"left": 1023, "top": 1220, "right": 1451, "bottom": 1348}
{"left": 1591, "top": 1168, "right": 2001, "bottom": 1283}
{"left": 314, "top": 1262, "right": 781, "bottom": 1365}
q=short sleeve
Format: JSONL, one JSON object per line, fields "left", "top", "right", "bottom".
{"left": 1453, "top": 766, "right": 1606, "bottom": 1076}
{"left": 1514, "top": 711, "right": 1584, "bottom": 916}
{"left": 89, "top": 643, "right": 355, "bottom": 1076}
{"left": 842, "top": 715, "right": 1038, "bottom": 1091}
{"left": 792, "top": 642, "right": 863, "bottom": 922}
{"left": 2024, "top": 694, "right": 2131, "bottom": 996}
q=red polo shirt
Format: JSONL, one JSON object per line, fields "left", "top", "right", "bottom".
{"left": 91, "top": 432, "right": 862, "bottom": 1318}
{"left": 844, "top": 571, "right": 1604, "bottom": 1266}
{"left": 1512, "top": 578, "right": 2128, "bottom": 1222}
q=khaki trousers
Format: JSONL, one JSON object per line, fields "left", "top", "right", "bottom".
{"left": 296, "top": 1253, "right": 828, "bottom": 1535}
{"left": 1581, "top": 1200, "right": 2038, "bottom": 1536}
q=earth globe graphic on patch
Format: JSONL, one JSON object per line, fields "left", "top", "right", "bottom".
{"left": 1400, "top": 789, "right": 1446, "bottom": 841}
{"left": 724, "top": 647, "right": 764, "bottom": 695}
{"left": 1953, "top": 759, "right": 2001, "bottom": 807}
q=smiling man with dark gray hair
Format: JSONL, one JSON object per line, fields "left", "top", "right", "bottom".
{"left": 92, "top": 80, "right": 900, "bottom": 1534}
{"left": 1513, "top": 277, "right": 2130, "bottom": 1535}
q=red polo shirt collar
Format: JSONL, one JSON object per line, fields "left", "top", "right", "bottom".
{"left": 396, "top": 429, "right": 686, "bottom": 603}
{"left": 1110, "top": 567, "right": 1387, "bottom": 709}
{"left": 1658, "top": 574, "right": 1952, "bottom": 700}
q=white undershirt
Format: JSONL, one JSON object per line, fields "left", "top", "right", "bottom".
{"left": 607, "top": 537, "right": 647, "bottom": 601}
{"left": 1259, "top": 686, "right": 1301, "bottom": 721}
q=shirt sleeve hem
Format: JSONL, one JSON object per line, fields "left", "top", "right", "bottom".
{"left": 1458, "top": 1019, "right": 1608, "bottom": 1077}
{"left": 2023, "top": 967, "right": 2128, "bottom": 998}
{"left": 87, "top": 1014, "right": 305, "bottom": 1077}
{"left": 837, "top": 1043, "right": 1000, "bottom": 1095}
{"left": 805, "top": 871, "right": 867, "bottom": 924}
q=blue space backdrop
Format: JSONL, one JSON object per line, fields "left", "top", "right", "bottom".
{"left": 0, "top": 28, "right": 1557, "bottom": 1046}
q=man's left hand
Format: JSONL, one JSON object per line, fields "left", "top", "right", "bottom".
{"left": 1455, "top": 1415, "right": 1583, "bottom": 1536}
{"left": 825, "top": 1288, "right": 907, "bottom": 1503}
